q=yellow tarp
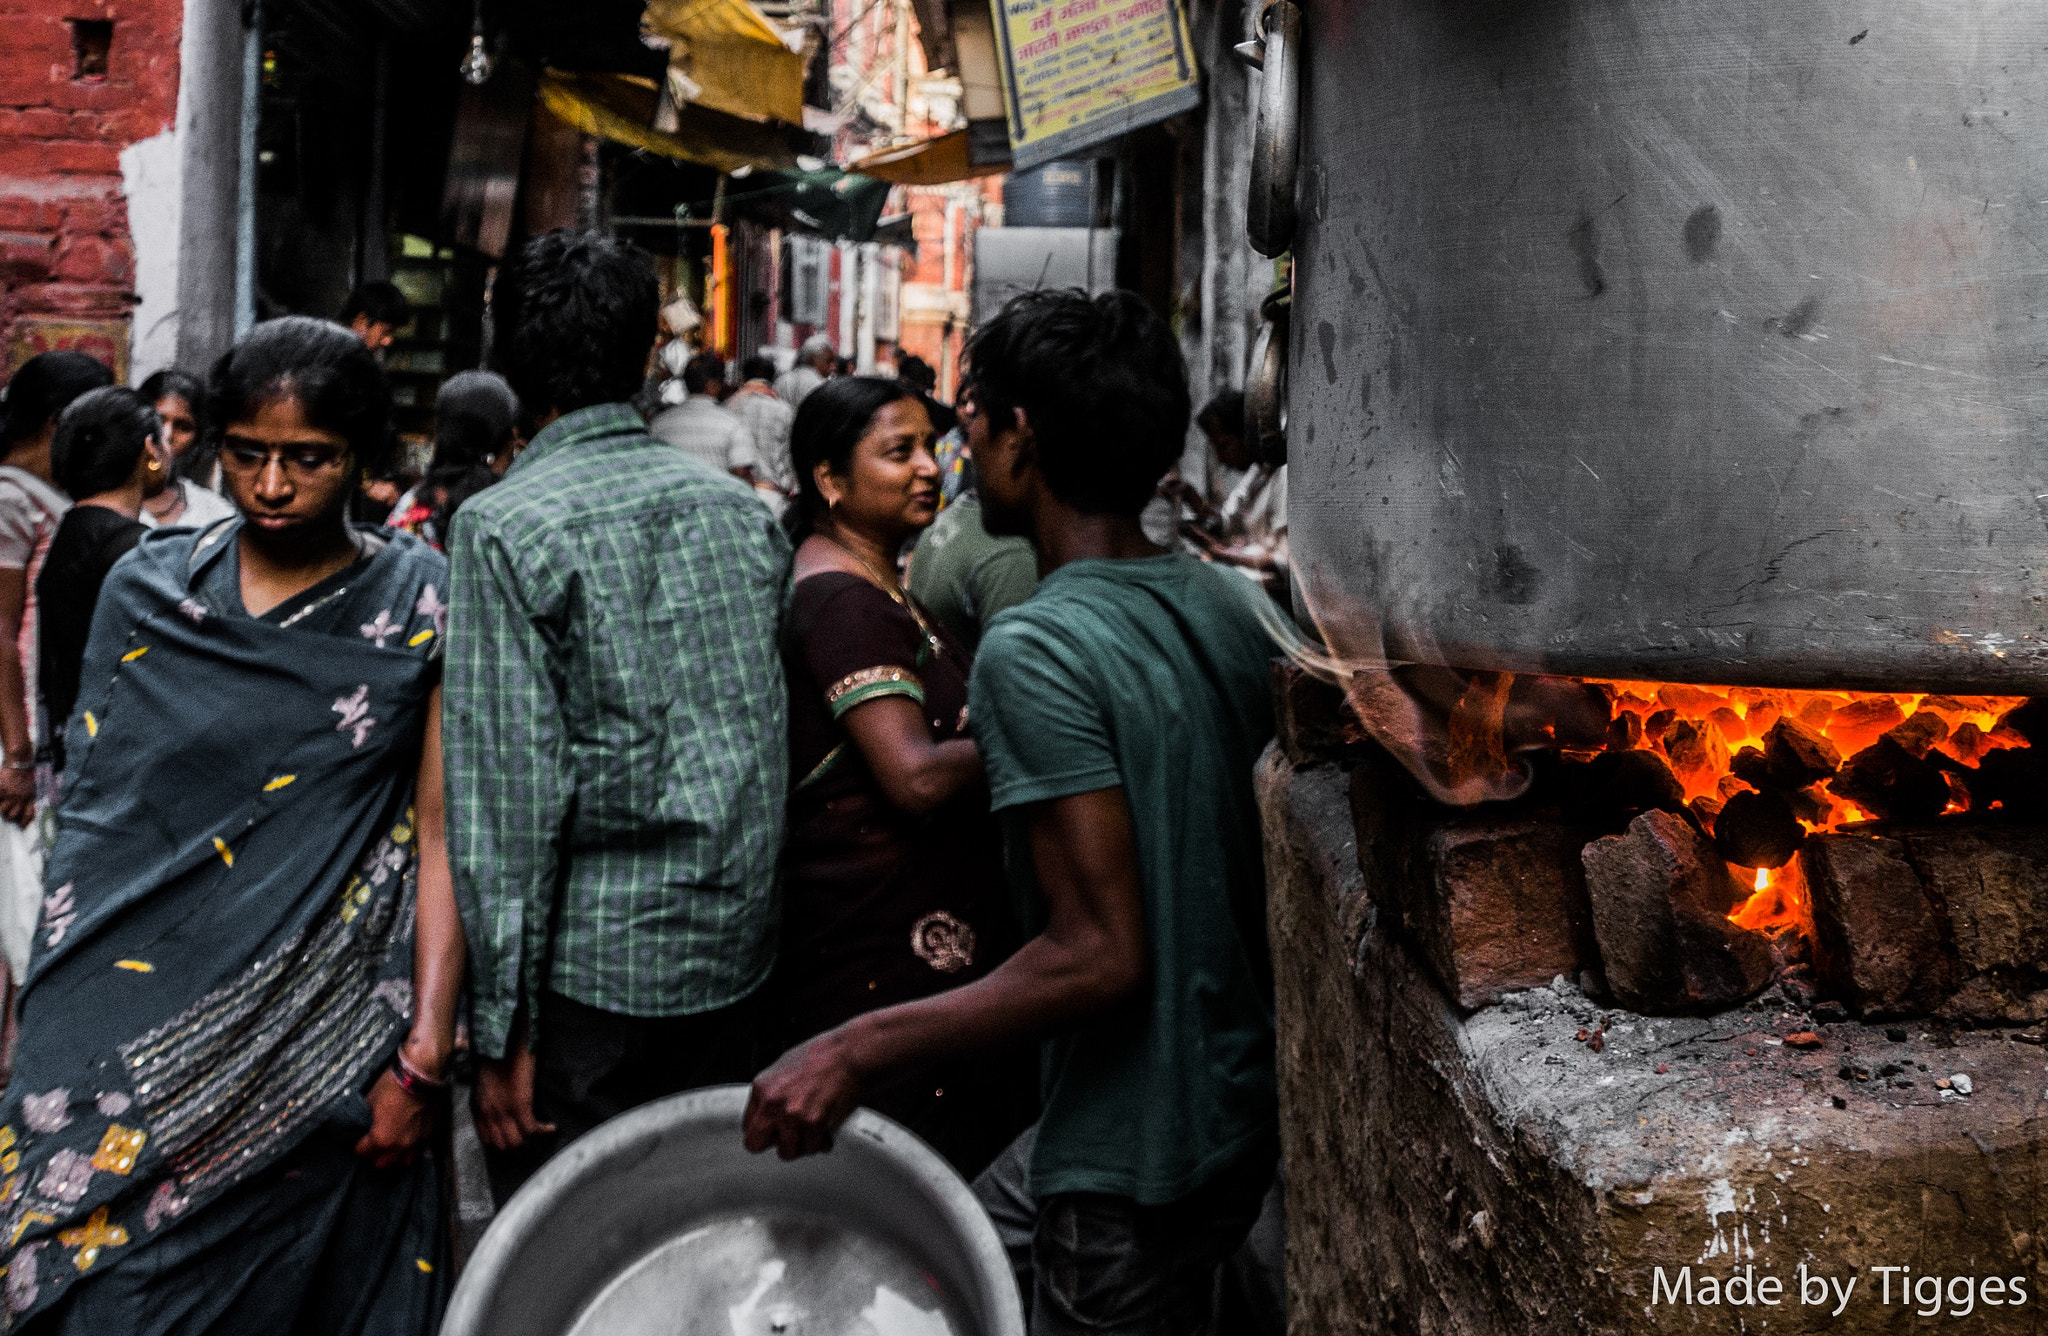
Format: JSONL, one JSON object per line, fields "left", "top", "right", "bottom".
{"left": 643, "top": 0, "right": 806, "bottom": 126}
{"left": 537, "top": 70, "right": 794, "bottom": 175}
{"left": 849, "top": 130, "right": 1007, "bottom": 185}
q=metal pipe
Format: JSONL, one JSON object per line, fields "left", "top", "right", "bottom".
{"left": 233, "top": 0, "right": 261, "bottom": 339}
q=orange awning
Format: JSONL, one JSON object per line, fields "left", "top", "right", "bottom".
{"left": 642, "top": 0, "right": 806, "bottom": 126}
{"left": 849, "top": 130, "right": 1007, "bottom": 186}
{"left": 537, "top": 70, "right": 795, "bottom": 175}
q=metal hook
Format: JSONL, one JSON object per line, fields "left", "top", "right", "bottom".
{"left": 1247, "top": 0, "right": 1301, "bottom": 257}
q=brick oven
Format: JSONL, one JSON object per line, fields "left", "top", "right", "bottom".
{"left": 1253, "top": 0, "right": 2048, "bottom": 1325}
{"left": 1262, "top": 668, "right": 2048, "bottom": 1335}
{"left": 0, "top": 0, "right": 184, "bottom": 380}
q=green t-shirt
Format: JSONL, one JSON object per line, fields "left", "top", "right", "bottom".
{"left": 907, "top": 497, "right": 1039, "bottom": 651}
{"left": 969, "top": 552, "right": 1279, "bottom": 1204}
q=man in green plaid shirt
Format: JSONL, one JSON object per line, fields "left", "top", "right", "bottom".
{"left": 444, "top": 231, "right": 789, "bottom": 1199}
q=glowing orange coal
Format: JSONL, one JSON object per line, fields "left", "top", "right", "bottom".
{"left": 1585, "top": 683, "right": 2032, "bottom": 936}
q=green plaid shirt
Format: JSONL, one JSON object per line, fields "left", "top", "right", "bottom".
{"left": 445, "top": 403, "right": 790, "bottom": 1059}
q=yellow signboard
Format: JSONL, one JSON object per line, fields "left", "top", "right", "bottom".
{"left": 990, "top": 0, "right": 1201, "bottom": 171}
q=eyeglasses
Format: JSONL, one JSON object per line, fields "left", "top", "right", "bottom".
{"left": 219, "top": 440, "right": 350, "bottom": 481}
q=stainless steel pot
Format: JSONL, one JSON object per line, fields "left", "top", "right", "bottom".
{"left": 1286, "top": 0, "right": 2048, "bottom": 692}
{"left": 440, "top": 1086, "right": 1024, "bottom": 1336}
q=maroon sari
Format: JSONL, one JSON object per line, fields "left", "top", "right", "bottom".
{"left": 778, "top": 571, "right": 1032, "bottom": 1176}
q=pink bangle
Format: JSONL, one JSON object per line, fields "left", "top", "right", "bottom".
{"left": 389, "top": 1050, "right": 450, "bottom": 1099}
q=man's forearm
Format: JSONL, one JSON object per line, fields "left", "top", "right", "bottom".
{"left": 837, "top": 926, "right": 1141, "bottom": 1080}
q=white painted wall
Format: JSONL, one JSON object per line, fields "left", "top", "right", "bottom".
{"left": 122, "top": 128, "right": 182, "bottom": 385}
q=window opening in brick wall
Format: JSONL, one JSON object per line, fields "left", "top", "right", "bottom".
{"left": 69, "top": 19, "right": 112, "bottom": 81}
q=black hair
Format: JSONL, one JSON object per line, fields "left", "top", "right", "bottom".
{"left": 1196, "top": 390, "right": 1245, "bottom": 435}
{"left": 964, "top": 289, "right": 1189, "bottom": 516}
{"left": 492, "top": 229, "right": 659, "bottom": 419}
{"left": 784, "top": 375, "right": 912, "bottom": 543}
{"left": 339, "top": 280, "right": 414, "bottom": 331}
{"left": 138, "top": 368, "right": 213, "bottom": 482}
{"left": 896, "top": 352, "right": 936, "bottom": 393}
{"left": 137, "top": 368, "right": 205, "bottom": 413}
{"left": 682, "top": 353, "right": 728, "bottom": 396}
{"left": 0, "top": 351, "right": 114, "bottom": 454}
{"left": 424, "top": 370, "right": 517, "bottom": 539}
{"left": 739, "top": 354, "right": 778, "bottom": 384}
{"left": 51, "top": 386, "right": 159, "bottom": 499}
{"left": 206, "top": 316, "right": 398, "bottom": 476}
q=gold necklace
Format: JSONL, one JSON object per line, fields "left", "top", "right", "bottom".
{"left": 821, "top": 532, "right": 946, "bottom": 657}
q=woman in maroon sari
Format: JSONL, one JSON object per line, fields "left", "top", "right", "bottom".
{"left": 774, "top": 375, "right": 1032, "bottom": 1177}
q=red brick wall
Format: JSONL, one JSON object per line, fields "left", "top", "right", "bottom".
{"left": 0, "top": 0, "right": 183, "bottom": 380}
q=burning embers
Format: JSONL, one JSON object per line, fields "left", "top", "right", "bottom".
{"left": 1305, "top": 661, "right": 2048, "bottom": 1024}
{"left": 1576, "top": 685, "right": 2038, "bottom": 965}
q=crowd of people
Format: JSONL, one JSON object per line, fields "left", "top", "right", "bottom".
{"left": 0, "top": 229, "right": 1286, "bottom": 1336}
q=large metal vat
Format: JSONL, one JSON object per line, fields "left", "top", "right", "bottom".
{"left": 1285, "top": 0, "right": 2048, "bottom": 692}
{"left": 441, "top": 1087, "right": 1024, "bottom": 1336}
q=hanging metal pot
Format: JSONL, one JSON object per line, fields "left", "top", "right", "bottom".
{"left": 1241, "top": 1, "right": 1302, "bottom": 258}
{"left": 1286, "top": 0, "right": 2048, "bottom": 692}
{"left": 1245, "top": 284, "right": 1290, "bottom": 466}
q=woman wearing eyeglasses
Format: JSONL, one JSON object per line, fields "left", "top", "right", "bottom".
{"left": 0, "top": 317, "right": 463, "bottom": 1335}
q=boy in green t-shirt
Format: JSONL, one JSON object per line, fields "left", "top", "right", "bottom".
{"left": 746, "top": 289, "right": 1278, "bottom": 1333}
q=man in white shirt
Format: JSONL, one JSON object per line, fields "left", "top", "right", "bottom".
{"left": 726, "top": 355, "right": 796, "bottom": 513}
{"left": 774, "top": 334, "right": 837, "bottom": 408}
{"left": 648, "top": 354, "right": 753, "bottom": 477}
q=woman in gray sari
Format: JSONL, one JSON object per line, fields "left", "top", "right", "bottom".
{"left": 0, "top": 317, "right": 464, "bottom": 1335}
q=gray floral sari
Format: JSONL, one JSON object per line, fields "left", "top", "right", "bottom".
{"left": 0, "top": 520, "right": 448, "bottom": 1331}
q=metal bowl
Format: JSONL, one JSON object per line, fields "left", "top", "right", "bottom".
{"left": 441, "top": 1085, "right": 1025, "bottom": 1336}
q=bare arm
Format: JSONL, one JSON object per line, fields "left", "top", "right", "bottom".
{"left": 838, "top": 694, "right": 984, "bottom": 815}
{"left": 405, "top": 687, "right": 464, "bottom": 1077}
{"left": 0, "top": 569, "right": 35, "bottom": 825}
{"left": 743, "top": 785, "right": 1146, "bottom": 1158}
{"left": 357, "top": 687, "right": 468, "bottom": 1165}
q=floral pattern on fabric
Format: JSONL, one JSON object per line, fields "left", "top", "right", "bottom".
{"left": 34, "top": 1152, "right": 91, "bottom": 1205}
{"left": 911, "top": 911, "right": 976, "bottom": 973}
{"left": 57, "top": 1206, "right": 125, "bottom": 1271}
{"left": 39, "top": 885, "right": 74, "bottom": 951}
{"left": 332, "top": 685, "right": 377, "bottom": 748}
{"left": 20, "top": 1094, "right": 66, "bottom": 1137}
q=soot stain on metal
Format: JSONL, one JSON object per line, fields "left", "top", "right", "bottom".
{"left": 1492, "top": 545, "right": 1542, "bottom": 604}
{"left": 1567, "top": 212, "right": 1606, "bottom": 297}
{"left": 1319, "top": 319, "right": 1340, "bottom": 385}
{"left": 1773, "top": 297, "right": 1821, "bottom": 338}
{"left": 1849, "top": 28, "right": 1869, "bottom": 44}
{"left": 1682, "top": 204, "right": 1722, "bottom": 263}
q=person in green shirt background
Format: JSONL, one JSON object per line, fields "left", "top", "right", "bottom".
{"left": 905, "top": 461, "right": 1038, "bottom": 651}
{"left": 747, "top": 287, "right": 1279, "bottom": 1334}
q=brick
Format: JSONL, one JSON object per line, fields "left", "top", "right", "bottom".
{"left": 1270, "top": 658, "right": 1357, "bottom": 766}
{"left": 0, "top": 196, "right": 64, "bottom": 233}
{"left": 60, "top": 193, "right": 125, "bottom": 235}
{"left": 1582, "top": 808, "right": 1772, "bottom": 1014}
{"left": 0, "top": 232, "right": 55, "bottom": 284}
{"left": 1348, "top": 744, "right": 1597, "bottom": 1011}
{"left": 39, "top": 140, "right": 121, "bottom": 176}
{"left": 1904, "top": 823, "right": 2048, "bottom": 1023}
{"left": 52, "top": 233, "right": 131, "bottom": 286}
{"left": 1805, "top": 834, "right": 1950, "bottom": 1019}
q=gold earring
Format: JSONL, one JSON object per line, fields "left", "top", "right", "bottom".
{"left": 145, "top": 456, "right": 162, "bottom": 473}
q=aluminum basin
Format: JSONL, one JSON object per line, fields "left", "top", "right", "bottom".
{"left": 440, "top": 1086, "right": 1024, "bottom": 1336}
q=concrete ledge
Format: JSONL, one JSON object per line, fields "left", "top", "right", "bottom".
{"left": 1261, "top": 748, "right": 2048, "bottom": 1335}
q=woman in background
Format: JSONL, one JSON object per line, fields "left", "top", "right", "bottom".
{"left": 772, "top": 375, "right": 1031, "bottom": 1179}
{"left": 0, "top": 351, "right": 109, "bottom": 824}
{"left": 35, "top": 387, "right": 159, "bottom": 758}
{"left": 386, "top": 370, "right": 518, "bottom": 550}
{"left": 1, "top": 317, "right": 462, "bottom": 1334}
{"left": 137, "top": 369, "right": 235, "bottom": 530}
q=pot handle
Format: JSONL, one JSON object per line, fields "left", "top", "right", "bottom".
{"left": 1246, "top": 0, "right": 1302, "bottom": 258}
{"left": 1245, "top": 286, "right": 1290, "bottom": 466}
